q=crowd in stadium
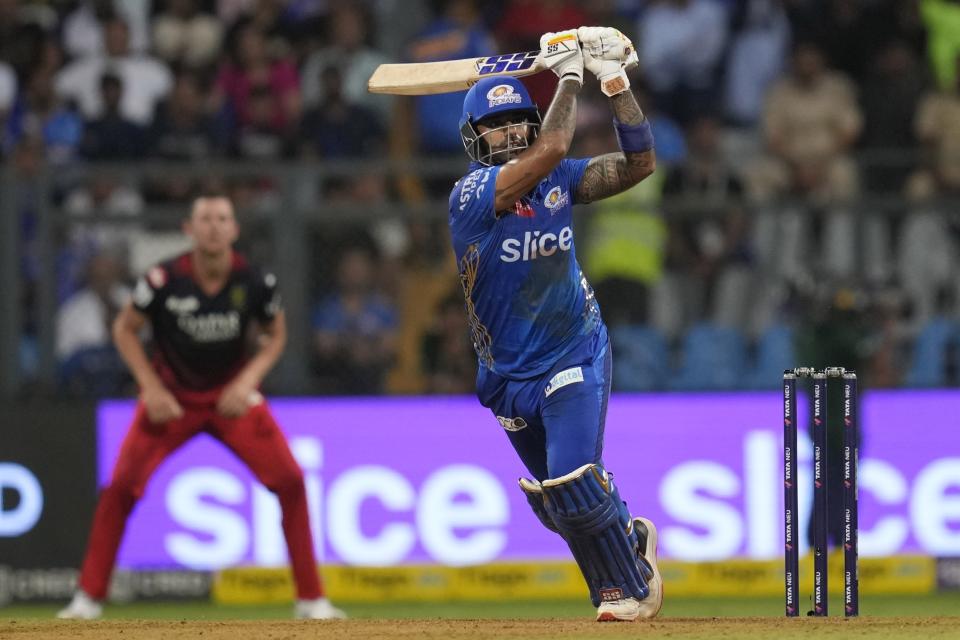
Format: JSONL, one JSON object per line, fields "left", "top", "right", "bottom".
{"left": 4, "top": 0, "right": 960, "bottom": 396}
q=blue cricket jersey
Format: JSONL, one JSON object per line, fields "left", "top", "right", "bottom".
{"left": 448, "top": 158, "right": 603, "bottom": 379}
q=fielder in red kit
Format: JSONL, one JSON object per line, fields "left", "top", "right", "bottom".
{"left": 58, "top": 195, "right": 345, "bottom": 620}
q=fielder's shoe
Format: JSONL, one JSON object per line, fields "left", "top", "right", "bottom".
{"left": 56, "top": 591, "right": 103, "bottom": 620}
{"left": 595, "top": 517, "right": 663, "bottom": 622}
{"left": 294, "top": 597, "right": 347, "bottom": 620}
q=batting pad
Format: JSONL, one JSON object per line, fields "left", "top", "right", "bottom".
{"left": 518, "top": 477, "right": 560, "bottom": 534}
{"left": 541, "top": 464, "right": 648, "bottom": 606}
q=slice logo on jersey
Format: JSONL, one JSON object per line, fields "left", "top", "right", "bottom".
{"left": 543, "top": 186, "right": 570, "bottom": 213}
{"left": 514, "top": 199, "right": 535, "bottom": 218}
{"left": 500, "top": 225, "right": 573, "bottom": 263}
{"left": 496, "top": 415, "right": 528, "bottom": 432}
{"left": 165, "top": 295, "right": 200, "bottom": 314}
{"left": 486, "top": 83, "right": 523, "bottom": 108}
{"left": 544, "top": 366, "right": 584, "bottom": 397}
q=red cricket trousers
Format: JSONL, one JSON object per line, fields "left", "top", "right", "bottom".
{"left": 77, "top": 392, "right": 322, "bottom": 600}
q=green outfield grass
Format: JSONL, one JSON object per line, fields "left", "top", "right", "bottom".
{"left": 3, "top": 593, "right": 959, "bottom": 620}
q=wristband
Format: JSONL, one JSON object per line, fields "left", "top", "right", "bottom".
{"left": 614, "top": 118, "right": 654, "bottom": 153}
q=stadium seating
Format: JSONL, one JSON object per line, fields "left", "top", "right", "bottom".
{"left": 905, "top": 317, "right": 960, "bottom": 387}
{"left": 610, "top": 324, "right": 671, "bottom": 391}
{"left": 669, "top": 322, "right": 747, "bottom": 391}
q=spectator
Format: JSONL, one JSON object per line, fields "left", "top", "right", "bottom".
{"left": 582, "top": 126, "right": 669, "bottom": 329}
{"left": 213, "top": 20, "right": 301, "bottom": 136}
{"left": 150, "top": 72, "right": 217, "bottom": 161}
{"left": 494, "top": 0, "right": 594, "bottom": 107}
{"left": 11, "top": 136, "right": 45, "bottom": 382}
{"left": 921, "top": 0, "right": 960, "bottom": 90}
{"left": 56, "top": 252, "right": 131, "bottom": 396}
{"left": 62, "top": 176, "right": 145, "bottom": 273}
{"left": 300, "top": 66, "right": 384, "bottom": 159}
{"left": 387, "top": 0, "right": 499, "bottom": 201}
{"left": 421, "top": 292, "right": 475, "bottom": 394}
{"left": 55, "top": 17, "right": 173, "bottom": 126}
{"left": 379, "top": 219, "right": 460, "bottom": 394}
{"left": 496, "top": 0, "right": 593, "bottom": 48}
{"left": 312, "top": 245, "right": 398, "bottom": 394}
{"left": 300, "top": 4, "right": 391, "bottom": 123}
{"left": 400, "top": 0, "right": 497, "bottom": 154}
{"left": 62, "top": 0, "right": 150, "bottom": 58}
{"left": 0, "top": 0, "right": 58, "bottom": 76}
{"left": 633, "top": 82, "right": 687, "bottom": 167}
{"left": 908, "top": 53, "right": 960, "bottom": 200}
{"left": 818, "top": 0, "right": 875, "bottom": 81}
{"left": 144, "top": 72, "right": 218, "bottom": 204}
{"left": 5, "top": 71, "right": 84, "bottom": 164}
{"left": 80, "top": 73, "right": 147, "bottom": 159}
{"left": 233, "top": 85, "right": 295, "bottom": 159}
{"left": 749, "top": 41, "right": 862, "bottom": 204}
{"left": 638, "top": 0, "right": 729, "bottom": 123}
{"left": 663, "top": 116, "right": 753, "bottom": 331}
{"left": 724, "top": 0, "right": 790, "bottom": 127}
{"left": 860, "top": 39, "right": 928, "bottom": 193}
{"left": 152, "top": 0, "right": 223, "bottom": 70}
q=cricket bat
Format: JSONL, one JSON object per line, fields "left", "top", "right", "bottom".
{"left": 367, "top": 51, "right": 544, "bottom": 95}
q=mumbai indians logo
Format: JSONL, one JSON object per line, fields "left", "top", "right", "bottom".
{"left": 476, "top": 51, "right": 538, "bottom": 76}
{"left": 486, "top": 84, "right": 522, "bottom": 108}
{"left": 543, "top": 186, "right": 570, "bottom": 212}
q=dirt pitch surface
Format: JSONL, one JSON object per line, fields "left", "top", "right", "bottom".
{"left": 6, "top": 617, "right": 960, "bottom": 640}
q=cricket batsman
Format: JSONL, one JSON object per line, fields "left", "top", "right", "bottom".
{"left": 448, "top": 28, "right": 662, "bottom": 621}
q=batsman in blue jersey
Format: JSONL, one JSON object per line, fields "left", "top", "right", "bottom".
{"left": 448, "top": 28, "right": 662, "bottom": 622}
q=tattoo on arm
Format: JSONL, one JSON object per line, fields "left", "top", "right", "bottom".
{"left": 578, "top": 151, "right": 656, "bottom": 203}
{"left": 610, "top": 91, "right": 645, "bottom": 125}
{"left": 540, "top": 79, "right": 579, "bottom": 136}
{"left": 496, "top": 79, "right": 580, "bottom": 207}
{"left": 576, "top": 89, "right": 656, "bottom": 203}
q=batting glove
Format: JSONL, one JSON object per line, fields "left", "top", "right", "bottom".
{"left": 539, "top": 30, "right": 583, "bottom": 86}
{"left": 578, "top": 26, "right": 637, "bottom": 65}
{"left": 582, "top": 47, "right": 631, "bottom": 96}
{"left": 577, "top": 26, "right": 638, "bottom": 96}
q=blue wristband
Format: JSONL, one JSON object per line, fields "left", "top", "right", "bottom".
{"left": 614, "top": 119, "right": 654, "bottom": 153}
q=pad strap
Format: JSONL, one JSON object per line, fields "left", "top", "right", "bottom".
{"left": 542, "top": 463, "right": 648, "bottom": 606}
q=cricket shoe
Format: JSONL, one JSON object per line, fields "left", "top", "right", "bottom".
{"left": 294, "top": 597, "right": 347, "bottom": 620}
{"left": 595, "top": 517, "right": 663, "bottom": 622}
{"left": 56, "top": 591, "right": 103, "bottom": 620}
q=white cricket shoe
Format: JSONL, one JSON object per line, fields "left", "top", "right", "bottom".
{"left": 597, "top": 596, "right": 643, "bottom": 621}
{"left": 294, "top": 597, "right": 347, "bottom": 620}
{"left": 595, "top": 517, "right": 663, "bottom": 622}
{"left": 56, "top": 591, "right": 103, "bottom": 620}
{"left": 634, "top": 516, "right": 663, "bottom": 619}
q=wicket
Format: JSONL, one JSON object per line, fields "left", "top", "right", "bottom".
{"left": 783, "top": 367, "right": 859, "bottom": 617}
